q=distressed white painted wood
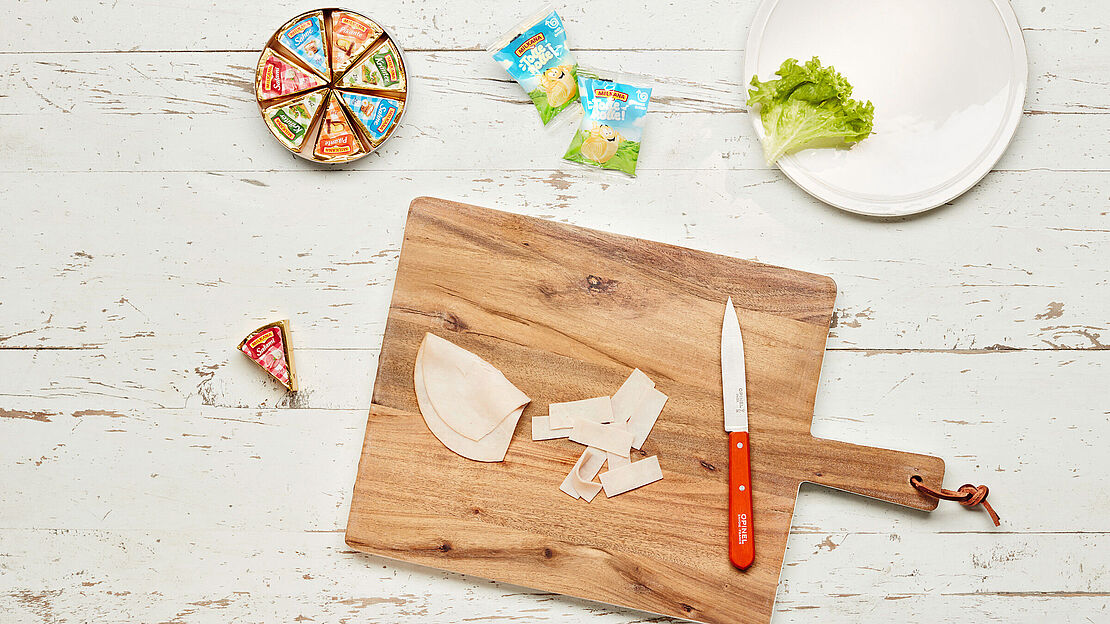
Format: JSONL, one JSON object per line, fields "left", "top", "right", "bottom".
{"left": 1, "top": 1, "right": 1107, "bottom": 622}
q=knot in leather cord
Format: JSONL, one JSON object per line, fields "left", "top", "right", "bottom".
{"left": 910, "top": 475, "right": 1000, "bottom": 526}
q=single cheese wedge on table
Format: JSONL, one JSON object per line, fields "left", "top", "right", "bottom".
{"left": 414, "top": 333, "right": 530, "bottom": 462}
{"left": 238, "top": 319, "right": 298, "bottom": 391}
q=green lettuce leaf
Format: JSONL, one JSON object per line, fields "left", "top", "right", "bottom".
{"left": 748, "top": 57, "right": 875, "bottom": 165}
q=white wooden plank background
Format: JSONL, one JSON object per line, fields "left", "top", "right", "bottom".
{"left": 1, "top": 0, "right": 1107, "bottom": 622}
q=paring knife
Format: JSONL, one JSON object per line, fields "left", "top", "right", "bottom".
{"left": 722, "top": 297, "right": 754, "bottom": 570}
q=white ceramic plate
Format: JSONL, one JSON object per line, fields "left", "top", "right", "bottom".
{"left": 744, "top": 0, "right": 1028, "bottom": 216}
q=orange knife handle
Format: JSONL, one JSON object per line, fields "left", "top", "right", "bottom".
{"left": 728, "top": 430, "right": 755, "bottom": 570}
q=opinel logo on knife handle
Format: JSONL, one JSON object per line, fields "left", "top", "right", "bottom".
{"left": 728, "top": 430, "right": 755, "bottom": 570}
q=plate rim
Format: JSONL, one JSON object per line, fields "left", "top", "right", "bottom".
{"left": 743, "top": 0, "right": 1029, "bottom": 217}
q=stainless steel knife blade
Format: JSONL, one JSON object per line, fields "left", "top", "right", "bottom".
{"left": 721, "top": 297, "right": 748, "bottom": 433}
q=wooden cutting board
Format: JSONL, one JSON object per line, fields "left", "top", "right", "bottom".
{"left": 346, "top": 197, "right": 945, "bottom": 624}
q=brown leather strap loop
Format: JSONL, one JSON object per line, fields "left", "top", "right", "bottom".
{"left": 910, "top": 475, "right": 1000, "bottom": 526}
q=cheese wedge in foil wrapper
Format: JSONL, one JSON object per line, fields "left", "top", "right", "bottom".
{"left": 313, "top": 94, "right": 366, "bottom": 161}
{"left": 337, "top": 39, "right": 406, "bottom": 92}
{"left": 261, "top": 90, "right": 325, "bottom": 151}
{"left": 338, "top": 91, "right": 403, "bottom": 147}
{"left": 255, "top": 48, "right": 326, "bottom": 102}
{"left": 329, "top": 10, "right": 384, "bottom": 75}
{"left": 238, "top": 319, "right": 298, "bottom": 391}
{"left": 275, "top": 10, "right": 330, "bottom": 79}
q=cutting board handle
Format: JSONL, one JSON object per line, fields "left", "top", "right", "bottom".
{"left": 801, "top": 436, "right": 945, "bottom": 511}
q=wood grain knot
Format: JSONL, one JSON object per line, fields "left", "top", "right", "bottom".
{"left": 441, "top": 312, "right": 467, "bottom": 332}
{"left": 680, "top": 602, "right": 697, "bottom": 614}
{"left": 542, "top": 547, "right": 554, "bottom": 559}
{"left": 436, "top": 542, "right": 453, "bottom": 553}
{"left": 585, "top": 275, "right": 618, "bottom": 294}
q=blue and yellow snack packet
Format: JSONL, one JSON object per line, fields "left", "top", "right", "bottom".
{"left": 488, "top": 5, "right": 579, "bottom": 126}
{"left": 563, "top": 68, "right": 652, "bottom": 177}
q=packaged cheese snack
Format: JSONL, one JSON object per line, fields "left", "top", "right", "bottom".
{"left": 255, "top": 48, "right": 326, "bottom": 102}
{"left": 239, "top": 320, "right": 298, "bottom": 391}
{"left": 563, "top": 68, "right": 652, "bottom": 177}
{"left": 276, "top": 11, "right": 330, "bottom": 79}
{"left": 329, "top": 10, "right": 384, "bottom": 75}
{"left": 338, "top": 91, "right": 404, "bottom": 147}
{"left": 262, "top": 91, "right": 326, "bottom": 152}
{"left": 337, "top": 39, "right": 407, "bottom": 92}
{"left": 487, "top": 5, "right": 579, "bottom": 125}
{"left": 314, "top": 94, "right": 366, "bottom": 161}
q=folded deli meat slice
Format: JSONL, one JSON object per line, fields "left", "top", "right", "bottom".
{"left": 329, "top": 10, "right": 384, "bottom": 75}
{"left": 338, "top": 91, "right": 403, "bottom": 148}
{"left": 238, "top": 320, "right": 298, "bottom": 391}
{"left": 275, "top": 10, "right": 331, "bottom": 79}
{"left": 414, "top": 340, "right": 525, "bottom": 462}
{"left": 261, "top": 90, "right": 326, "bottom": 151}
{"left": 559, "top": 448, "right": 606, "bottom": 502}
{"left": 314, "top": 94, "right": 366, "bottom": 162}
{"left": 419, "top": 333, "right": 530, "bottom": 441}
{"left": 338, "top": 39, "right": 406, "bottom": 92}
{"left": 255, "top": 49, "right": 326, "bottom": 102}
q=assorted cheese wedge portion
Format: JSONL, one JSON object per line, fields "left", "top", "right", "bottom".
{"left": 275, "top": 10, "right": 331, "bottom": 80}
{"left": 329, "top": 10, "right": 384, "bottom": 75}
{"left": 255, "top": 49, "right": 326, "bottom": 102}
{"left": 414, "top": 333, "right": 531, "bottom": 462}
{"left": 314, "top": 94, "right": 366, "bottom": 162}
{"left": 338, "top": 39, "right": 407, "bottom": 92}
{"left": 337, "top": 91, "right": 404, "bottom": 148}
{"left": 238, "top": 320, "right": 298, "bottom": 391}
{"left": 261, "top": 90, "right": 326, "bottom": 151}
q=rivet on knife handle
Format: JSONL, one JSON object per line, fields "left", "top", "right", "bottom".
{"left": 728, "top": 430, "right": 754, "bottom": 569}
